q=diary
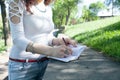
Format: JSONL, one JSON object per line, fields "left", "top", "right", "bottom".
{"left": 49, "top": 44, "right": 86, "bottom": 62}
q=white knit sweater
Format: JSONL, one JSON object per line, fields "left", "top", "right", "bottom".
{"left": 8, "top": 0, "right": 55, "bottom": 59}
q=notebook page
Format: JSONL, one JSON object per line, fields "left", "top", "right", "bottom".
{"left": 49, "top": 44, "right": 86, "bottom": 62}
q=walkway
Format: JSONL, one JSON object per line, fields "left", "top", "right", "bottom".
{"left": 0, "top": 52, "right": 8, "bottom": 80}
{"left": 44, "top": 47, "right": 120, "bottom": 80}
{"left": 0, "top": 46, "right": 120, "bottom": 80}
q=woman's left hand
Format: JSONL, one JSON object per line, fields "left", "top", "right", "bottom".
{"left": 52, "top": 37, "right": 77, "bottom": 47}
{"left": 61, "top": 37, "right": 77, "bottom": 47}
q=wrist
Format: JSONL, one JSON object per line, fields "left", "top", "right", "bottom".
{"left": 46, "top": 47, "right": 54, "bottom": 56}
{"left": 32, "top": 43, "right": 53, "bottom": 56}
{"left": 26, "top": 42, "right": 35, "bottom": 53}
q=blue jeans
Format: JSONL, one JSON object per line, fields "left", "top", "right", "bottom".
{"left": 8, "top": 60, "right": 49, "bottom": 80}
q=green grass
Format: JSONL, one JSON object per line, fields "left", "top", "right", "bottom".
{"left": 65, "top": 16, "right": 120, "bottom": 61}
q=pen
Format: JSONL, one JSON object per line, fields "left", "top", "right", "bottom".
{"left": 62, "top": 37, "right": 67, "bottom": 46}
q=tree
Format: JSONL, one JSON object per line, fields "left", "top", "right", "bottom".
{"left": 81, "top": 6, "right": 91, "bottom": 22}
{"left": 81, "top": 2, "right": 105, "bottom": 22}
{"left": 104, "top": 0, "right": 120, "bottom": 6}
{"left": 104, "top": 0, "right": 114, "bottom": 16}
{"left": 104, "top": 0, "right": 120, "bottom": 16}
{"left": 89, "top": 1, "right": 105, "bottom": 15}
{"left": 53, "top": 0, "right": 80, "bottom": 28}
{"left": 0, "top": 0, "right": 9, "bottom": 46}
{"left": 114, "top": 0, "right": 120, "bottom": 6}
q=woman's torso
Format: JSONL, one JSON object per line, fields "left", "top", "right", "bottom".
{"left": 9, "top": 1, "right": 54, "bottom": 59}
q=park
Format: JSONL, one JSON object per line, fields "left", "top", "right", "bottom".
{"left": 0, "top": 0, "right": 120, "bottom": 80}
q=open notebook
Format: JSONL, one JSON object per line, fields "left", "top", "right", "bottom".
{"left": 49, "top": 44, "right": 86, "bottom": 62}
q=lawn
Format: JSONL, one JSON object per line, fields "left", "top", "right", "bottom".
{"left": 65, "top": 16, "right": 120, "bottom": 61}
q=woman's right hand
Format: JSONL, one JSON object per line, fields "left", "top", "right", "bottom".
{"left": 28, "top": 43, "right": 72, "bottom": 58}
{"left": 50, "top": 45, "right": 72, "bottom": 58}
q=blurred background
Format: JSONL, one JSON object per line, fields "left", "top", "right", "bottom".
{"left": 0, "top": 0, "right": 120, "bottom": 61}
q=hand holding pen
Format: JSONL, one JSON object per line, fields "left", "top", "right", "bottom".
{"left": 62, "top": 37, "right": 68, "bottom": 46}
{"left": 62, "top": 37, "right": 77, "bottom": 55}
{"left": 62, "top": 37, "right": 77, "bottom": 47}
{"left": 51, "top": 37, "right": 77, "bottom": 57}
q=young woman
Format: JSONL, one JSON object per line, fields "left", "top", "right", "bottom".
{"left": 8, "top": 0, "right": 76, "bottom": 80}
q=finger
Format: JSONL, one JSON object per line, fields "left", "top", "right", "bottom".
{"left": 64, "top": 48, "right": 72, "bottom": 55}
{"left": 64, "top": 38, "right": 76, "bottom": 46}
{"left": 63, "top": 53, "right": 69, "bottom": 58}
{"left": 70, "top": 40, "right": 77, "bottom": 47}
{"left": 61, "top": 38, "right": 69, "bottom": 45}
{"left": 64, "top": 49, "right": 70, "bottom": 55}
{"left": 60, "top": 47, "right": 67, "bottom": 52}
{"left": 67, "top": 47, "right": 72, "bottom": 51}
{"left": 62, "top": 38, "right": 67, "bottom": 45}
{"left": 59, "top": 52, "right": 68, "bottom": 58}
{"left": 60, "top": 46, "right": 72, "bottom": 55}
{"left": 66, "top": 48, "right": 72, "bottom": 55}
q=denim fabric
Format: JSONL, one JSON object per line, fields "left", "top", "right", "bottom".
{"left": 8, "top": 60, "right": 49, "bottom": 80}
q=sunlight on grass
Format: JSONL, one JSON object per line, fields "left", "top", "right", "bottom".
{"left": 65, "top": 16, "right": 120, "bottom": 61}
{"left": 65, "top": 17, "right": 120, "bottom": 38}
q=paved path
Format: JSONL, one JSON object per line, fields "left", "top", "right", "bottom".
{"left": 0, "top": 46, "right": 120, "bottom": 80}
{"left": 44, "top": 47, "right": 120, "bottom": 80}
{"left": 0, "top": 52, "right": 8, "bottom": 80}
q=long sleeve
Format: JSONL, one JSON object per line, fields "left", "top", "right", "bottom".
{"left": 8, "top": 0, "right": 31, "bottom": 51}
{"left": 46, "top": 6, "right": 56, "bottom": 46}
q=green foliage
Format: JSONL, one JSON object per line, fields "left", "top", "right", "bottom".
{"left": 81, "top": 6, "right": 91, "bottom": 22}
{"left": 105, "top": 0, "right": 120, "bottom": 7}
{"left": 53, "top": 0, "right": 80, "bottom": 27}
{"left": 0, "top": 15, "right": 3, "bottom": 38}
{"left": 0, "top": 40, "right": 7, "bottom": 53}
{"left": 115, "top": 0, "right": 120, "bottom": 6}
{"left": 81, "top": 6, "right": 99, "bottom": 22}
{"left": 81, "top": 1, "right": 105, "bottom": 22}
{"left": 89, "top": 1, "right": 105, "bottom": 14}
{"left": 65, "top": 17, "right": 120, "bottom": 61}
{"left": 0, "top": 15, "right": 7, "bottom": 53}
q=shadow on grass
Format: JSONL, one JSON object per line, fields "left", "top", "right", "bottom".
{"left": 72, "top": 21, "right": 120, "bottom": 42}
{"left": 72, "top": 21, "right": 120, "bottom": 61}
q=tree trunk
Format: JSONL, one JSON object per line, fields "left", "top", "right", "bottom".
{"left": 65, "top": 7, "right": 70, "bottom": 25}
{"left": 60, "top": 15, "right": 64, "bottom": 26}
{"left": 1, "top": 1, "right": 9, "bottom": 46}
{"left": 111, "top": 0, "right": 114, "bottom": 16}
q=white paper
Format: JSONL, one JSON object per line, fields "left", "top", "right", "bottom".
{"left": 49, "top": 44, "right": 86, "bottom": 62}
